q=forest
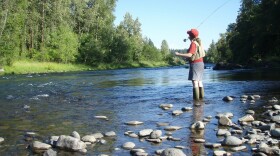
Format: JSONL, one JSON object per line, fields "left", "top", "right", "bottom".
{"left": 205, "top": 0, "right": 280, "bottom": 67}
{"left": 0, "top": 0, "right": 279, "bottom": 71}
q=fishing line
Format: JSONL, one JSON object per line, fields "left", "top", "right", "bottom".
{"left": 196, "top": 0, "right": 232, "bottom": 28}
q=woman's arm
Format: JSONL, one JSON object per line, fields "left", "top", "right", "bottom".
{"left": 175, "top": 52, "right": 193, "bottom": 58}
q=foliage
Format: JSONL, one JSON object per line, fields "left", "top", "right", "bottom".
{"left": 0, "top": 0, "right": 173, "bottom": 70}
{"left": 209, "top": 0, "right": 280, "bottom": 66}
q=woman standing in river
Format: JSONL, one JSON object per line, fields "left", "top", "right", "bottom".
{"left": 175, "top": 29, "right": 204, "bottom": 100}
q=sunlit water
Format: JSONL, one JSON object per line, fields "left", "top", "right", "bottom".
{"left": 0, "top": 66, "right": 279, "bottom": 155}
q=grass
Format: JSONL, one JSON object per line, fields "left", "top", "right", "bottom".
{"left": 0, "top": 60, "right": 170, "bottom": 75}
{"left": 2, "top": 61, "right": 91, "bottom": 75}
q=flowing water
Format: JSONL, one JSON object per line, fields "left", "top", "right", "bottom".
{"left": 0, "top": 66, "right": 280, "bottom": 155}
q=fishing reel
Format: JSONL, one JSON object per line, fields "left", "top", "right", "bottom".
{"left": 183, "top": 39, "right": 187, "bottom": 42}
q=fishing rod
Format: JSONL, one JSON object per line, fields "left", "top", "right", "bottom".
{"left": 196, "top": 0, "right": 233, "bottom": 29}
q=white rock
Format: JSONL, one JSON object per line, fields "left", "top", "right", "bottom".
{"left": 104, "top": 131, "right": 116, "bottom": 137}
{"left": 172, "top": 110, "right": 183, "bottom": 116}
{"left": 71, "top": 131, "right": 80, "bottom": 140}
{"left": 94, "top": 116, "right": 108, "bottom": 120}
{"left": 0, "top": 137, "right": 4, "bottom": 143}
{"left": 32, "top": 141, "right": 52, "bottom": 150}
{"left": 125, "top": 121, "right": 144, "bottom": 125}
{"left": 122, "top": 142, "right": 135, "bottom": 150}
{"left": 160, "top": 148, "right": 186, "bottom": 156}
{"left": 164, "top": 126, "right": 182, "bottom": 131}
{"left": 81, "top": 135, "right": 96, "bottom": 143}
{"left": 138, "top": 129, "right": 153, "bottom": 137}
{"left": 238, "top": 114, "right": 254, "bottom": 122}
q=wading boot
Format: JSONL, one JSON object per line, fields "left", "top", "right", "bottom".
{"left": 193, "top": 87, "right": 200, "bottom": 100}
{"left": 199, "top": 87, "right": 204, "bottom": 99}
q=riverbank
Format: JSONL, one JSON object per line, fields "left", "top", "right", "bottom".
{"left": 0, "top": 60, "right": 169, "bottom": 75}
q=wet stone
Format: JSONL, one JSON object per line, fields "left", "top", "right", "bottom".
{"left": 122, "top": 142, "right": 135, "bottom": 150}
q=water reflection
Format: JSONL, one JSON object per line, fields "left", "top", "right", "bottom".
{"left": 190, "top": 101, "right": 206, "bottom": 156}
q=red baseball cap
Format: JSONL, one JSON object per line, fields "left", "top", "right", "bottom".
{"left": 187, "top": 29, "right": 199, "bottom": 38}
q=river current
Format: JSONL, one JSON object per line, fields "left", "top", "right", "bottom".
{"left": 0, "top": 66, "right": 279, "bottom": 155}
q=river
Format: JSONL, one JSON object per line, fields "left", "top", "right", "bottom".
{"left": 0, "top": 66, "right": 279, "bottom": 155}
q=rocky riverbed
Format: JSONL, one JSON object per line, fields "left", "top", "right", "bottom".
{"left": 0, "top": 95, "right": 279, "bottom": 156}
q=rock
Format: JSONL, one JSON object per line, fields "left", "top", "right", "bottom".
{"left": 91, "top": 132, "right": 104, "bottom": 139}
{"left": 204, "top": 143, "right": 221, "bottom": 148}
{"left": 164, "top": 126, "right": 182, "bottom": 131}
{"left": 246, "top": 110, "right": 255, "bottom": 115}
{"left": 150, "top": 130, "right": 162, "bottom": 139}
{"left": 125, "top": 121, "right": 144, "bottom": 125}
{"left": 0, "top": 137, "right": 4, "bottom": 143}
{"left": 0, "top": 68, "right": 4, "bottom": 72}
{"left": 138, "top": 129, "right": 153, "bottom": 137}
{"left": 213, "top": 150, "right": 230, "bottom": 156}
{"left": 248, "top": 95, "right": 255, "bottom": 100}
{"left": 71, "top": 131, "right": 80, "bottom": 140}
{"left": 56, "top": 135, "right": 86, "bottom": 151}
{"left": 181, "top": 107, "right": 192, "bottom": 111}
{"left": 43, "top": 149, "right": 57, "bottom": 156}
{"left": 32, "top": 141, "right": 52, "bottom": 151}
{"left": 223, "top": 96, "right": 234, "bottom": 102}
{"left": 231, "top": 146, "right": 246, "bottom": 151}
{"left": 270, "top": 128, "right": 280, "bottom": 138}
{"left": 216, "top": 112, "right": 233, "bottom": 118}
{"left": 160, "top": 148, "right": 186, "bottom": 156}
{"left": 146, "top": 138, "right": 161, "bottom": 143}
{"left": 130, "top": 149, "right": 147, "bottom": 156}
{"left": 104, "top": 131, "right": 116, "bottom": 137}
{"left": 194, "top": 139, "right": 205, "bottom": 143}
{"left": 268, "top": 97, "right": 278, "bottom": 103}
{"left": 48, "top": 136, "right": 59, "bottom": 146}
{"left": 157, "top": 122, "right": 170, "bottom": 127}
{"left": 81, "top": 135, "right": 96, "bottom": 143}
{"left": 216, "top": 129, "right": 231, "bottom": 136}
{"left": 213, "top": 62, "right": 243, "bottom": 70}
{"left": 218, "top": 116, "right": 232, "bottom": 126}
{"left": 172, "top": 110, "right": 183, "bottom": 116}
{"left": 222, "top": 136, "right": 243, "bottom": 146}
{"left": 238, "top": 114, "right": 254, "bottom": 122}
{"left": 190, "top": 121, "right": 205, "bottom": 130}
{"left": 259, "top": 123, "right": 275, "bottom": 131}
{"left": 94, "top": 116, "right": 108, "bottom": 120}
{"left": 247, "top": 134, "right": 265, "bottom": 141}
{"left": 271, "top": 115, "right": 280, "bottom": 122}
{"left": 122, "top": 142, "right": 135, "bottom": 150}
{"left": 273, "top": 105, "right": 280, "bottom": 110}
{"left": 159, "top": 104, "right": 173, "bottom": 110}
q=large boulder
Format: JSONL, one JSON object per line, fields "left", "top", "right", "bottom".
{"left": 160, "top": 148, "right": 186, "bottom": 156}
{"left": 56, "top": 135, "right": 86, "bottom": 151}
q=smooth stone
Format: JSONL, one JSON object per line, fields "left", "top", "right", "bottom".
{"left": 181, "top": 107, "right": 192, "bottom": 111}
{"left": 43, "top": 149, "right": 57, "bottom": 156}
{"left": 150, "top": 130, "right": 162, "bottom": 139}
{"left": 238, "top": 114, "right": 254, "bottom": 122}
{"left": 157, "top": 122, "right": 170, "bottom": 127}
{"left": 270, "top": 128, "right": 280, "bottom": 137}
{"left": 213, "top": 150, "right": 230, "bottom": 156}
{"left": 231, "top": 145, "right": 247, "bottom": 151}
{"left": 32, "top": 141, "right": 52, "bottom": 150}
{"left": 104, "top": 131, "right": 116, "bottom": 137}
{"left": 218, "top": 116, "right": 232, "bottom": 126}
{"left": 125, "top": 121, "right": 144, "bottom": 125}
{"left": 190, "top": 121, "right": 205, "bottom": 130}
{"left": 222, "top": 136, "right": 243, "bottom": 146}
{"left": 91, "top": 132, "right": 104, "bottom": 139}
{"left": 217, "top": 129, "right": 231, "bottom": 136}
{"left": 122, "top": 142, "right": 135, "bottom": 150}
{"left": 223, "top": 96, "right": 234, "bottom": 101}
{"left": 216, "top": 112, "right": 233, "bottom": 118}
{"left": 138, "top": 129, "right": 153, "bottom": 137}
{"left": 194, "top": 139, "right": 205, "bottom": 143}
{"left": 273, "top": 105, "right": 280, "bottom": 110}
{"left": 71, "top": 131, "right": 80, "bottom": 140}
{"left": 94, "top": 116, "right": 108, "bottom": 120}
{"left": 164, "top": 126, "right": 182, "bottom": 131}
{"left": 204, "top": 143, "right": 221, "bottom": 148}
{"left": 160, "top": 148, "right": 186, "bottom": 156}
{"left": 246, "top": 110, "right": 255, "bottom": 115}
{"left": 159, "top": 104, "right": 173, "bottom": 110}
{"left": 172, "top": 110, "right": 184, "bottom": 116}
{"left": 81, "top": 135, "right": 96, "bottom": 143}
{"left": 56, "top": 135, "right": 86, "bottom": 151}
{"left": 146, "top": 138, "right": 161, "bottom": 143}
{"left": 0, "top": 137, "right": 4, "bottom": 143}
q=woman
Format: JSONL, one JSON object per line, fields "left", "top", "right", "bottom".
{"left": 175, "top": 29, "right": 204, "bottom": 100}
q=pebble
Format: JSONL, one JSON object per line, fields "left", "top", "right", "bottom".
{"left": 122, "top": 142, "right": 135, "bottom": 150}
{"left": 125, "top": 121, "right": 144, "bottom": 125}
